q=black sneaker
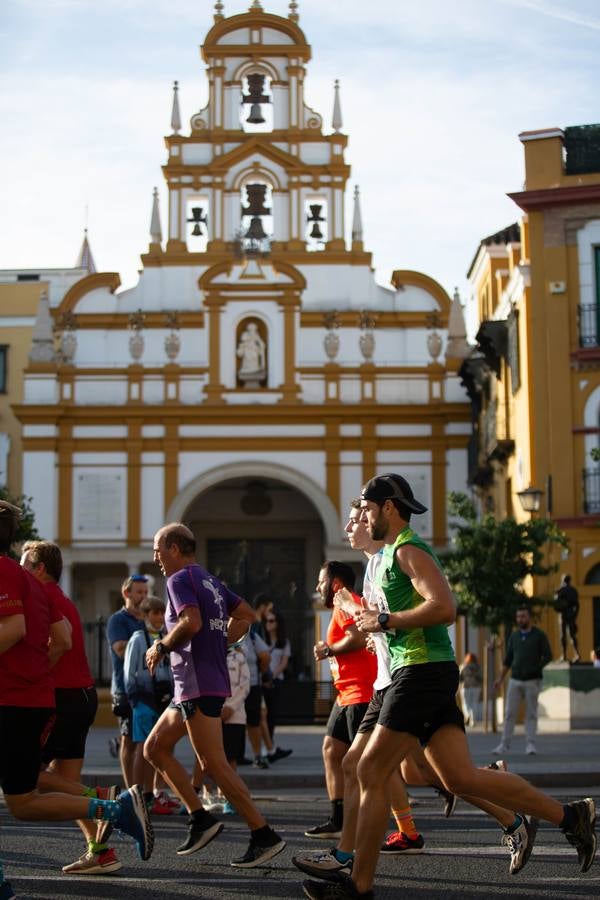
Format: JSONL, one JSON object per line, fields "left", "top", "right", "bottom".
{"left": 436, "top": 787, "right": 457, "bottom": 818}
{"left": 305, "top": 819, "right": 342, "bottom": 839}
{"left": 562, "top": 798, "right": 597, "bottom": 873}
{"left": 252, "top": 755, "right": 269, "bottom": 769}
{"left": 502, "top": 815, "right": 538, "bottom": 874}
{"left": 267, "top": 747, "right": 293, "bottom": 763}
{"left": 176, "top": 810, "right": 224, "bottom": 856}
{"left": 230, "top": 826, "right": 286, "bottom": 867}
{"left": 302, "top": 873, "right": 373, "bottom": 899}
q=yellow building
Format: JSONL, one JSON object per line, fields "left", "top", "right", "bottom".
{"left": 466, "top": 123, "right": 600, "bottom": 662}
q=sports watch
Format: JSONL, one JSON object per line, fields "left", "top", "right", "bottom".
{"left": 155, "top": 640, "right": 168, "bottom": 656}
{"left": 377, "top": 612, "right": 391, "bottom": 631}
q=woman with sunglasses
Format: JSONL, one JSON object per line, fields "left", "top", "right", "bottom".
{"left": 262, "top": 609, "right": 293, "bottom": 763}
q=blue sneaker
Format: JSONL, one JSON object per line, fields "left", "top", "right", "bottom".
{"left": 0, "top": 881, "right": 16, "bottom": 900}
{"left": 222, "top": 801, "right": 236, "bottom": 815}
{"left": 115, "top": 785, "right": 154, "bottom": 861}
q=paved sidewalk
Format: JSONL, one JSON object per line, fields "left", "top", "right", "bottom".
{"left": 83, "top": 724, "right": 600, "bottom": 789}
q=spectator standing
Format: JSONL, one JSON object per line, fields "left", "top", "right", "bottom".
{"left": 123, "top": 596, "right": 175, "bottom": 814}
{"left": 106, "top": 574, "right": 148, "bottom": 786}
{"left": 459, "top": 652, "right": 482, "bottom": 727}
{"left": 218, "top": 640, "right": 251, "bottom": 815}
{"left": 262, "top": 608, "right": 293, "bottom": 763}
{"left": 241, "top": 629, "right": 272, "bottom": 768}
{"left": 493, "top": 606, "right": 552, "bottom": 756}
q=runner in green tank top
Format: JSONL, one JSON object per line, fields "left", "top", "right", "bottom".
{"left": 376, "top": 525, "right": 455, "bottom": 671}
{"left": 301, "top": 473, "right": 596, "bottom": 900}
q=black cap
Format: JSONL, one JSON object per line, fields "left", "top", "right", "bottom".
{"left": 361, "top": 473, "right": 428, "bottom": 514}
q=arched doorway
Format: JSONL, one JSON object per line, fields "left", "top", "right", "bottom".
{"left": 174, "top": 470, "right": 334, "bottom": 677}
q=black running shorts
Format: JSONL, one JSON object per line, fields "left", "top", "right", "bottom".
{"left": 357, "top": 687, "right": 389, "bottom": 734}
{"left": 326, "top": 700, "right": 370, "bottom": 745}
{"left": 174, "top": 695, "right": 226, "bottom": 721}
{"left": 0, "top": 706, "right": 55, "bottom": 795}
{"left": 42, "top": 686, "right": 98, "bottom": 763}
{"left": 377, "top": 661, "right": 465, "bottom": 746}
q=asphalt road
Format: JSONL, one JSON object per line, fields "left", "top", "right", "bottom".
{"left": 1, "top": 790, "right": 599, "bottom": 899}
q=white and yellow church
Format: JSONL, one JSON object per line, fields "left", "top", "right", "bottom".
{"left": 2, "top": 2, "right": 471, "bottom": 672}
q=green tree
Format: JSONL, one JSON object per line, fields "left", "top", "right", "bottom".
{"left": 445, "top": 491, "right": 569, "bottom": 635}
{"left": 0, "top": 485, "right": 40, "bottom": 557}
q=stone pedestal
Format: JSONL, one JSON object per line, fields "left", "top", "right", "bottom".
{"left": 538, "top": 662, "right": 600, "bottom": 731}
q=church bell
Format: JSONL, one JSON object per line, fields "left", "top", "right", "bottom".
{"left": 242, "top": 73, "right": 270, "bottom": 125}
{"left": 245, "top": 216, "right": 268, "bottom": 241}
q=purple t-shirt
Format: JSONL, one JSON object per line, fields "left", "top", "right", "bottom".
{"left": 165, "top": 564, "right": 241, "bottom": 702}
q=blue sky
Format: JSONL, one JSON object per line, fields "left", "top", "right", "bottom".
{"left": 2, "top": 0, "right": 600, "bottom": 302}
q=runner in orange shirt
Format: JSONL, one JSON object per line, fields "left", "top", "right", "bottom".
{"left": 305, "top": 561, "right": 376, "bottom": 840}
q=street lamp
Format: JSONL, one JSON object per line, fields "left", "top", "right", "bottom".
{"left": 517, "top": 486, "right": 544, "bottom": 514}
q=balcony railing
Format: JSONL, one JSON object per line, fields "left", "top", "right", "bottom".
{"left": 583, "top": 467, "right": 600, "bottom": 514}
{"left": 578, "top": 304, "right": 600, "bottom": 349}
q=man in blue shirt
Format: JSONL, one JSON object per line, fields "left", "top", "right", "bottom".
{"left": 106, "top": 574, "right": 148, "bottom": 786}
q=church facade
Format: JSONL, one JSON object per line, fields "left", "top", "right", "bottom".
{"left": 11, "top": 2, "right": 471, "bottom": 672}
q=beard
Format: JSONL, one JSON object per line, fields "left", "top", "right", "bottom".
{"left": 369, "top": 511, "right": 388, "bottom": 541}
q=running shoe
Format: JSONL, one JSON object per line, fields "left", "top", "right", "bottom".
{"left": 436, "top": 787, "right": 457, "bottom": 817}
{"left": 525, "top": 742, "right": 537, "bottom": 755}
{"left": 252, "top": 756, "right": 269, "bottom": 769}
{"left": 222, "top": 801, "right": 236, "bottom": 815}
{"left": 488, "top": 759, "right": 508, "bottom": 772}
{"left": 267, "top": 747, "right": 293, "bottom": 763}
{"left": 97, "top": 784, "right": 120, "bottom": 801}
{"left": 502, "top": 816, "right": 538, "bottom": 875}
{"left": 115, "top": 786, "right": 154, "bottom": 861}
{"left": 380, "top": 831, "right": 424, "bottom": 854}
{"left": 0, "top": 882, "right": 15, "bottom": 900}
{"left": 62, "top": 847, "right": 122, "bottom": 875}
{"left": 155, "top": 790, "right": 180, "bottom": 810}
{"left": 176, "top": 810, "right": 224, "bottom": 856}
{"left": 230, "top": 826, "right": 286, "bottom": 867}
{"left": 492, "top": 742, "right": 509, "bottom": 755}
{"left": 108, "top": 737, "right": 119, "bottom": 759}
{"left": 150, "top": 794, "right": 177, "bottom": 815}
{"left": 293, "top": 848, "right": 353, "bottom": 881}
{"left": 305, "top": 819, "right": 342, "bottom": 839}
{"left": 562, "top": 798, "right": 597, "bottom": 873}
{"left": 302, "top": 873, "right": 373, "bottom": 899}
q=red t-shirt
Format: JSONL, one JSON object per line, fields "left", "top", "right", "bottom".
{"left": 327, "top": 592, "right": 377, "bottom": 707}
{"left": 0, "top": 556, "right": 59, "bottom": 708}
{"left": 44, "top": 581, "right": 93, "bottom": 690}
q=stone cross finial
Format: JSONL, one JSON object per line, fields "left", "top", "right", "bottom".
{"left": 214, "top": 1, "right": 224, "bottom": 19}
{"left": 289, "top": 1, "right": 299, "bottom": 21}
{"left": 171, "top": 80, "right": 181, "bottom": 134}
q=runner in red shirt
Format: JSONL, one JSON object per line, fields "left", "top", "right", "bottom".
{"left": 0, "top": 501, "right": 154, "bottom": 900}
{"left": 21, "top": 540, "right": 122, "bottom": 876}
{"left": 305, "top": 561, "right": 376, "bottom": 840}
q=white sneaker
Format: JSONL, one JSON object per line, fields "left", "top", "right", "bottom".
{"left": 493, "top": 742, "right": 509, "bottom": 755}
{"left": 526, "top": 742, "right": 537, "bottom": 755}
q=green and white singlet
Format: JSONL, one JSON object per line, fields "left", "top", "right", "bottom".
{"left": 375, "top": 526, "right": 455, "bottom": 673}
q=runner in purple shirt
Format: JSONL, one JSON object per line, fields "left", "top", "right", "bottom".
{"left": 165, "top": 564, "right": 240, "bottom": 702}
{"left": 144, "top": 522, "right": 286, "bottom": 869}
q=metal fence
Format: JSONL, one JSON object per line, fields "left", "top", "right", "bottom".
{"left": 82, "top": 617, "right": 335, "bottom": 724}
{"left": 583, "top": 468, "right": 600, "bottom": 515}
{"left": 578, "top": 304, "right": 600, "bottom": 348}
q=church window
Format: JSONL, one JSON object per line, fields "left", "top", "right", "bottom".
{"left": 0, "top": 347, "right": 7, "bottom": 393}
{"left": 305, "top": 199, "right": 327, "bottom": 250}
{"left": 240, "top": 181, "right": 272, "bottom": 254}
{"left": 240, "top": 73, "right": 273, "bottom": 133}
{"left": 186, "top": 198, "right": 209, "bottom": 252}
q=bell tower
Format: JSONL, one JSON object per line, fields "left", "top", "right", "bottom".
{"left": 155, "top": 1, "right": 368, "bottom": 264}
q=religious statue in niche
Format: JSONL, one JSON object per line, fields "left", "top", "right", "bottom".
{"left": 236, "top": 319, "right": 267, "bottom": 388}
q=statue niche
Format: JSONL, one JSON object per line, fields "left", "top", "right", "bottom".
{"left": 236, "top": 318, "right": 267, "bottom": 389}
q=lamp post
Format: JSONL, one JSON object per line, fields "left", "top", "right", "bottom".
{"left": 517, "top": 486, "right": 544, "bottom": 515}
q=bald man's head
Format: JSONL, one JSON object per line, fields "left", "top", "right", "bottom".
{"left": 153, "top": 522, "right": 196, "bottom": 576}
